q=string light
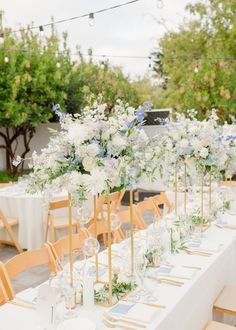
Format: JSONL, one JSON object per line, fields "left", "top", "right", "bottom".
{"left": 3, "top": 0, "right": 142, "bottom": 37}
{"left": 89, "top": 13, "right": 95, "bottom": 27}
{"left": 4, "top": 56, "right": 9, "bottom": 63}
{"left": 39, "top": 25, "right": 44, "bottom": 36}
{"left": 0, "top": 33, "right": 4, "bottom": 44}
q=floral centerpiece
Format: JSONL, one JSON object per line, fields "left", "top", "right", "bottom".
{"left": 26, "top": 99, "right": 158, "bottom": 198}
{"left": 158, "top": 110, "right": 229, "bottom": 180}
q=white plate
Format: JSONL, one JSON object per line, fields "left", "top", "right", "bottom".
{"left": 58, "top": 317, "right": 96, "bottom": 330}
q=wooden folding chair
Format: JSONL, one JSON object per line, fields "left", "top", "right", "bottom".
{"left": 135, "top": 198, "right": 162, "bottom": 226}
{"left": 46, "top": 230, "right": 88, "bottom": 269}
{"left": 0, "top": 245, "right": 56, "bottom": 300}
{"left": 44, "top": 199, "right": 77, "bottom": 243}
{"left": 220, "top": 181, "right": 236, "bottom": 187}
{"left": 88, "top": 220, "right": 122, "bottom": 247}
{"left": 0, "top": 182, "right": 14, "bottom": 189}
{"left": 151, "top": 192, "right": 172, "bottom": 216}
{"left": 113, "top": 207, "right": 147, "bottom": 242}
{"left": 0, "top": 277, "right": 8, "bottom": 306}
{"left": 213, "top": 285, "right": 236, "bottom": 317}
{"left": 204, "top": 321, "right": 235, "bottom": 329}
{"left": 0, "top": 209, "right": 23, "bottom": 253}
{"left": 89, "top": 191, "right": 125, "bottom": 246}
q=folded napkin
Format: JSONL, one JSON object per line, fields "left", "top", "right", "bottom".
{"left": 186, "top": 241, "right": 220, "bottom": 253}
{"left": 155, "top": 265, "right": 196, "bottom": 280}
{"left": 217, "top": 217, "right": 236, "bottom": 229}
{"left": 108, "top": 301, "right": 159, "bottom": 324}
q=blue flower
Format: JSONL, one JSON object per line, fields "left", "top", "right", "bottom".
{"left": 136, "top": 107, "right": 145, "bottom": 116}
{"left": 143, "top": 101, "right": 153, "bottom": 111}
{"left": 137, "top": 115, "right": 144, "bottom": 123}
{"left": 136, "top": 124, "right": 142, "bottom": 130}
{"left": 127, "top": 121, "right": 133, "bottom": 129}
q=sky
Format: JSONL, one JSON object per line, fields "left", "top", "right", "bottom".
{"left": 0, "top": 0, "right": 196, "bottom": 78}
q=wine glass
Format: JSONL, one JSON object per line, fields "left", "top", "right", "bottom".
{"left": 134, "top": 253, "right": 148, "bottom": 298}
{"left": 60, "top": 271, "right": 78, "bottom": 320}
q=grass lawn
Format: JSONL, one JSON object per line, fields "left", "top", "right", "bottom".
{"left": 0, "top": 170, "right": 30, "bottom": 183}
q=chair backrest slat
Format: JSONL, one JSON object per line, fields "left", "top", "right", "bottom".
{"left": 51, "top": 231, "right": 88, "bottom": 260}
{"left": 5, "top": 245, "right": 56, "bottom": 279}
{"left": 49, "top": 199, "right": 69, "bottom": 210}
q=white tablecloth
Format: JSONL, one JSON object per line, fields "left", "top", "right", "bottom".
{"left": 0, "top": 218, "right": 236, "bottom": 330}
{"left": 0, "top": 185, "right": 71, "bottom": 250}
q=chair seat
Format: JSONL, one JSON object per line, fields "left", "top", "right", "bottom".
{"left": 205, "top": 321, "right": 235, "bottom": 330}
{"left": 214, "top": 285, "right": 236, "bottom": 315}
{"left": 0, "top": 217, "right": 18, "bottom": 229}
{"left": 53, "top": 217, "right": 77, "bottom": 229}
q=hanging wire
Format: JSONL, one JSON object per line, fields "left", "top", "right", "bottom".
{"left": 1, "top": 0, "right": 142, "bottom": 37}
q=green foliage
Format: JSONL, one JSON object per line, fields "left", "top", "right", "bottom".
{"left": 152, "top": 0, "right": 236, "bottom": 122}
{"left": 94, "top": 274, "right": 135, "bottom": 303}
{"left": 0, "top": 170, "right": 30, "bottom": 182}
{"left": 131, "top": 74, "right": 161, "bottom": 108}
{"left": 66, "top": 52, "right": 141, "bottom": 112}
{"left": 0, "top": 24, "right": 72, "bottom": 129}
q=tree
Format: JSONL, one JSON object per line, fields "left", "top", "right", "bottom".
{"left": 0, "top": 15, "right": 72, "bottom": 173}
{"left": 152, "top": 0, "right": 236, "bottom": 122}
{"left": 66, "top": 51, "right": 141, "bottom": 112}
{"left": 131, "top": 73, "right": 162, "bottom": 108}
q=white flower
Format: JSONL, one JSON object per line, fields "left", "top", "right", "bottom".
{"left": 86, "top": 168, "right": 107, "bottom": 194}
{"left": 82, "top": 157, "right": 95, "bottom": 171}
{"left": 199, "top": 147, "right": 209, "bottom": 158}
{"left": 86, "top": 143, "right": 99, "bottom": 157}
{"left": 12, "top": 155, "right": 22, "bottom": 167}
{"left": 112, "top": 134, "right": 126, "bottom": 147}
{"left": 179, "top": 139, "right": 189, "bottom": 149}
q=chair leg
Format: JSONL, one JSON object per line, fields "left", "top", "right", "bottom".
{"left": 3, "top": 222, "right": 23, "bottom": 254}
{"left": 49, "top": 219, "right": 56, "bottom": 243}
{"left": 44, "top": 214, "right": 50, "bottom": 243}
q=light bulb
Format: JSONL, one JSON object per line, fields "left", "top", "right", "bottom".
{"left": 56, "top": 61, "right": 61, "bottom": 68}
{"left": 4, "top": 56, "right": 9, "bottom": 63}
{"left": 0, "top": 33, "right": 4, "bottom": 44}
{"left": 156, "top": 0, "right": 164, "bottom": 8}
{"left": 39, "top": 25, "right": 44, "bottom": 36}
{"left": 89, "top": 13, "right": 95, "bottom": 27}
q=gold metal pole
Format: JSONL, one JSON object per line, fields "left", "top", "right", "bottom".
{"left": 93, "top": 195, "right": 99, "bottom": 283}
{"left": 184, "top": 161, "right": 187, "bottom": 215}
{"left": 129, "top": 191, "right": 134, "bottom": 274}
{"left": 174, "top": 167, "right": 178, "bottom": 219}
{"left": 68, "top": 192, "right": 73, "bottom": 286}
{"left": 200, "top": 175, "right": 204, "bottom": 231}
{"left": 209, "top": 173, "right": 212, "bottom": 215}
{"left": 200, "top": 175, "right": 204, "bottom": 218}
{"left": 106, "top": 195, "right": 112, "bottom": 305}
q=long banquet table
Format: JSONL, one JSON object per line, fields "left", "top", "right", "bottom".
{"left": 0, "top": 216, "right": 236, "bottom": 330}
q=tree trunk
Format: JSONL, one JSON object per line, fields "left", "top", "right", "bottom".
{"left": 0, "top": 127, "right": 35, "bottom": 175}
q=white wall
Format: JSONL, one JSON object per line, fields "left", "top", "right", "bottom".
{"left": 0, "top": 123, "right": 60, "bottom": 170}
